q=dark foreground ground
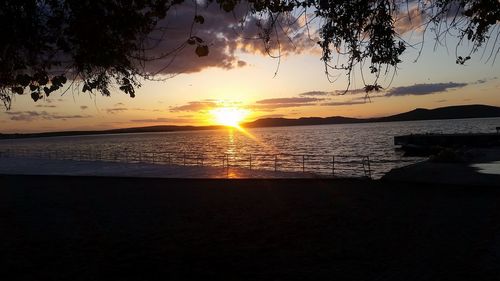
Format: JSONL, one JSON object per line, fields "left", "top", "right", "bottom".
{"left": 1, "top": 176, "right": 499, "bottom": 280}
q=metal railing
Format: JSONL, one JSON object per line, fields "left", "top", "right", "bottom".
{"left": 0, "top": 148, "right": 377, "bottom": 178}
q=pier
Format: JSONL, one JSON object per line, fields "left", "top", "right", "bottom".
{"left": 395, "top": 132, "right": 500, "bottom": 155}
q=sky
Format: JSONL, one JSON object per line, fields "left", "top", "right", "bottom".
{"left": 1, "top": 2, "right": 499, "bottom": 133}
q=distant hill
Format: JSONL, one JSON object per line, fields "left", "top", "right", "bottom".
{"left": 0, "top": 125, "right": 222, "bottom": 139}
{"left": 371, "top": 104, "right": 500, "bottom": 122}
{"left": 1, "top": 104, "right": 500, "bottom": 139}
{"left": 243, "top": 116, "right": 362, "bottom": 128}
{"left": 243, "top": 104, "right": 500, "bottom": 128}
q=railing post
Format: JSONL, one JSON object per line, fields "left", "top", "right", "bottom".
{"left": 366, "top": 156, "right": 371, "bottom": 179}
{"left": 274, "top": 155, "right": 277, "bottom": 172}
{"left": 302, "top": 155, "right": 305, "bottom": 173}
{"left": 249, "top": 154, "right": 252, "bottom": 170}
{"left": 332, "top": 156, "right": 335, "bottom": 177}
{"left": 226, "top": 154, "right": 229, "bottom": 177}
{"left": 183, "top": 152, "right": 186, "bottom": 166}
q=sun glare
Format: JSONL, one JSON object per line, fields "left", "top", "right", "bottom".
{"left": 210, "top": 107, "right": 248, "bottom": 127}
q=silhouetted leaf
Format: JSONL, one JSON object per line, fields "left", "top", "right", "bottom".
{"left": 15, "top": 74, "right": 31, "bottom": 87}
{"left": 194, "top": 15, "right": 204, "bottom": 24}
{"left": 11, "top": 87, "right": 24, "bottom": 95}
{"left": 31, "top": 92, "right": 40, "bottom": 102}
{"left": 195, "top": 45, "right": 209, "bottom": 57}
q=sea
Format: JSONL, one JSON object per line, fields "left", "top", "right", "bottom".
{"left": 1, "top": 117, "right": 499, "bottom": 178}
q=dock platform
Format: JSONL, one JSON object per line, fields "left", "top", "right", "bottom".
{"left": 395, "top": 133, "right": 500, "bottom": 155}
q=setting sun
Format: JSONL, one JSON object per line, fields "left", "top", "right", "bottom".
{"left": 210, "top": 107, "right": 249, "bottom": 127}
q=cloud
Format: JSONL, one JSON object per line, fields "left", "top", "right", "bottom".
{"left": 169, "top": 101, "right": 217, "bottom": 112}
{"left": 321, "top": 100, "right": 367, "bottom": 106}
{"left": 35, "top": 104, "right": 57, "bottom": 108}
{"left": 394, "top": 6, "right": 426, "bottom": 35}
{"left": 334, "top": 88, "right": 368, "bottom": 95}
{"left": 298, "top": 91, "right": 333, "bottom": 97}
{"left": 5, "top": 111, "right": 92, "bottom": 122}
{"left": 80, "top": 105, "right": 88, "bottom": 110}
{"left": 471, "top": 77, "right": 497, "bottom": 84}
{"left": 386, "top": 82, "right": 468, "bottom": 96}
{"left": 250, "top": 96, "right": 322, "bottom": 111}
{"left": 143, "top": 2, "right": 316, "bottom": 75}
{"left": 114, "top": 102, "right": 124, "bottom": 106}
{"left": 129, "top": 117, "right": 195, "bottom": 123}
{"left": 256, "top": 97, "right": 322, "bottom": 104}
{"left": 252, "top": 103, "right": 313, "bottom": 111}
{"left": 435, "top": 99, "right": 448, "bottom": 103}
{"left": 106, "top": 107, "right": 128, "bottom": 114}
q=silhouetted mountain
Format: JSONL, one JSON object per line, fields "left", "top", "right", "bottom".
{"left": 1, "top": 104, "right": 499, "bottom": 139}
{"left": 243, "top": 116, "right": 362, "bottom": 128}
{"left": 243, "top": 104, "right": 500, "bottom": 128}
{"left": 0, "top": 125, "right": 222, "bottom": 139}
{"left": 372, "top": 104, "right": 500, "bottom": 122}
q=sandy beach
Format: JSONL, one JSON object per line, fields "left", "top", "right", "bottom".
{"left": 1, "top": 175, "right": 499, "bottom": 280}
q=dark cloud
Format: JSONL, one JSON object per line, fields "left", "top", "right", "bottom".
{"left": 35, "top": 104, "right": 57, "bottom": 108}
{"left": 394, "top": 6, "right": 425, "bottom": 35}
{"left": 256, "top": 97, "right": 322, "bottom": 104}
{"left": 250, "top": 103, "right": 314, "bottom": 112}
{"left": 321, "top": 100, "right": 366, "bottom": 106}
{"left": 106, "top": 107, "right": 128, "bottom": 114}
{"left": 386, "top": 82, "right": 468, "bottom": 96}
{"left": 5, "top": 111, "right": 91, "bottom": 122}
{"left": 143, "top": 2, "right": 316, "bottom": 75}
{"left": 471, "top": 77, "right": 498, "bottom": 84}
{"left": 130, "top": 117, "right": 194, "bottom": 123}
{"left": 334, "top": 88, "right": 368, "bottom": 95}
{"left": 298, "top": 91, "right": 333, "bottom": 97}
{"left": 250, "top": 96, "right": 322, "bottom": 111}
{"left": 80, "top": 105, "right": 88, "bottom": 110}
{"left": 169, "top": 101, "right": 217, "bottom": 112}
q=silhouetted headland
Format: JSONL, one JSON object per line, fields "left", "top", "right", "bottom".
{"left": 1, "top": 104, "right": 499, "bottom": 139}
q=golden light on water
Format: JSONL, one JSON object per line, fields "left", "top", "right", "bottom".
{"left": 210, "top": 107, "right": 249, "bottom": 127}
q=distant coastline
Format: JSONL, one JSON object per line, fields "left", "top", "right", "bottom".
{"left": 1, "top": 104, "right": 500, "bottom": 140}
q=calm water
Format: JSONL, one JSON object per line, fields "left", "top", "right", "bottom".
{"left": 1, "top": 118, "right": 499, "bottom": 178}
